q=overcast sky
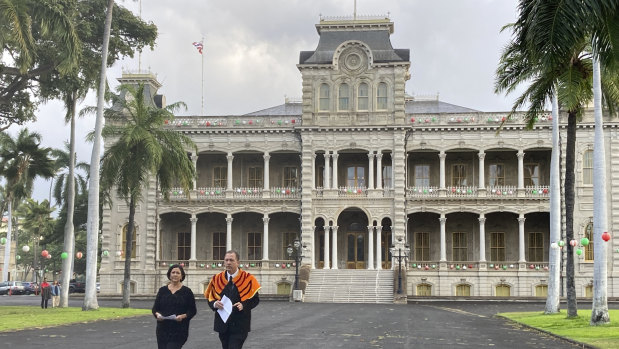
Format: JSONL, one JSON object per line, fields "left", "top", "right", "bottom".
{"left": 8, "top": 0, "right": 523, "bottom": 205}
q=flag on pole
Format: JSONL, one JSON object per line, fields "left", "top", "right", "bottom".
{"left": 192, "top": 41, "right": 203, "bottom": 54}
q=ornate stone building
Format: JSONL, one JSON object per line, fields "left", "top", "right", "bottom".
{"left": 99, "top": 16, "right": 618, "bottom": 300}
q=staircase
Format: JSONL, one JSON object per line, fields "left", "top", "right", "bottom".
{"left": 303, "top": 269, "right": 394, "bottom": 303}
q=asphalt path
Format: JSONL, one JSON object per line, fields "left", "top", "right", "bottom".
{"left": 0, "top": 295, "right": 606, "bottom": 348}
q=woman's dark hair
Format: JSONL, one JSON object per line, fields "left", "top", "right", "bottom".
{"left": 167, "top": 264, "right": 186, "bottom": 282}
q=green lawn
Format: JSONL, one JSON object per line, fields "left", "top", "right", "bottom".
{"left": 0, "top": 306, "right": 152, "bottom": 332}
{"left": 499, "top": 309, "right": 619, "bottom": 349}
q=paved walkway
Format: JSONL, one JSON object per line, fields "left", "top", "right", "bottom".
{"left": 0, "top": 296, "right": 603, "bottom": 348}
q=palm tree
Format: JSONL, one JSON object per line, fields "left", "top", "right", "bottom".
{"left": 100, "top": 83, "right": 195, "bottom": 308}
{"left": 51, "top": 141, "right": 88, "bottom": 307}
{"left": 83, "top": 0, "right": 114, "bottom": 311}
{"left": 0, "top": 129, "right": 55, "bottom": 281}
{"left": 17, "top": 198, "right": 55, "bottom": 278}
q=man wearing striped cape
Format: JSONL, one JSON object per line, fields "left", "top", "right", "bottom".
{"left": 205, "top": 250, "right": 261, "bottom": 349}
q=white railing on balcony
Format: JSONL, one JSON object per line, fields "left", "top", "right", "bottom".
{"left": 196, "top": 187, "right": 226, "bottom": 199}
{"left": 270, "top": 187, "right": 301, "bottom": 198}
{"left": 233, "top": 187, "right": 262, "bottom": 199}
{"left": 525, "top": 185, "right": 549, "bottom": 198}
{"left": 407, "top": 186, "right": 439, "bottom": 198}
{"left": 338, "top": 186, "right": 367, "bottom": 197}
{"left": 487, "top": 186, "right": 517, "bottom": 197}
{"left": 167, "top": 188, "right": 190, "bottom": 201}
{"left": 445, "top": 186, "right": 477, "bottom": 197}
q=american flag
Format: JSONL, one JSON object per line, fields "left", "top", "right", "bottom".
{"left": 192, "top": 41, "right": 203, "bottom": 54}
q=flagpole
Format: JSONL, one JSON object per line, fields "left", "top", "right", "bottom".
{"left": 201, "top": 36, "right": 204, "bottom": 116}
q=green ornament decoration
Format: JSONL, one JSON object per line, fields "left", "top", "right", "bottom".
{"left": 61, "top": 252, "right": 68, "bottom": 259}
{"left": 580, "top": 237, "right": 590, "bottom": 246}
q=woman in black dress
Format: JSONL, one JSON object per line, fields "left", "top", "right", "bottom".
{"left": 152, "top": 264, "right": 197, "bottom": 349}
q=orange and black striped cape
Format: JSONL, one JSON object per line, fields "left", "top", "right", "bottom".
{"left": 204, "top": 269, "right": 261, "bottom": 302}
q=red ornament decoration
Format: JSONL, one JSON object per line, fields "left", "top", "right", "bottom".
{"left": 569, "top": 239, "right": 577, "bottom": 247}
{"left": 41, "top": 250, "right": 49, "bottom": 258}
{"left": 602, "top": 231, "right": 611, "bottom": 242}
{"left": 410, "top": 117, "right": 415, "bottom": 123}
{"left": 529, "top": 264, "right": 535, "bottom": 269}
{"left": 542, "top": 188, "right": 548, "bottom": 194}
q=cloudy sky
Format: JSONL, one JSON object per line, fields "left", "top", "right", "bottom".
{"left": 10, "top": 0, "right": 523, "bottom": 204}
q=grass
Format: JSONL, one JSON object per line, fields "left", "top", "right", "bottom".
{"left": 0, "top": 306, "right": 152, "bottom": 332}
{"left": 499, "top": 309, "right": 619, "bottom": 349}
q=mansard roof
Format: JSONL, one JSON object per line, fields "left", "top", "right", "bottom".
{"left": 299, "top": 18, "right": 409, "bottom": 65}
{"left": 242, "top": 99, "right": 478, "bottom": 116}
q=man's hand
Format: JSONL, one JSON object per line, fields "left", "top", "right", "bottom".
{"left": 233, "top": 302, "right": 243, "bottom": 311}
{"left": 214, "top": 300, "right": 224, "bottom": 309}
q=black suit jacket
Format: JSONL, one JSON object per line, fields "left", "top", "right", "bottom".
{"left": 208, "top": 280, "right": 260, "bottom": 334}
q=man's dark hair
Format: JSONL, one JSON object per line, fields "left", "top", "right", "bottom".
{"left": 225, "top": 250, "right": 240, "bottom": 261}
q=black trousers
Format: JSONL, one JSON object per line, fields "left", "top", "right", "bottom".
{"left": 41, "top": 298, "right": 48, "bottom": 309}
{"left": 218, "top": 331, "right": 248, "bottom": 349}
{"left": 157, "top": 341, "right": 183, "bottom": 349}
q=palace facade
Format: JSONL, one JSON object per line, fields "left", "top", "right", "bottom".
{"left": 99, "top": 16, "right": 619, "bottom": 300}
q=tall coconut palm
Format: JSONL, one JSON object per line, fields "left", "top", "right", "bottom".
{"left": 83, "top": 0, "right": 114, "bottom": 311}
{"left": 100, "top": 83, "right": 195, "bottom": 308}
{"left": 0, "top": 129, "right": 55, "bottom": 281}
{"left": 496, "top": 0, "right": 619, "bottom": 318}
{"left": 51, "top": 139, "right": 88, "bottom": 307}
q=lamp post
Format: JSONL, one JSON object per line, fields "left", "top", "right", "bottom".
{"left": 287, "top": 238, "right": 302, "bottom": 290}
{"left": 391, "top": 243, "right": 410, "bottom": 294}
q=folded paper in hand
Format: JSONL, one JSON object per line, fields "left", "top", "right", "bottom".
{"left": 158, "top": 314, "right": 177, "bottom": 321}
{"left": 217, "top": 295, "right": 233, "bottom": 323}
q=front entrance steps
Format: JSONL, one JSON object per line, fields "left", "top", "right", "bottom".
{"left": 303, "top": 269, "right": 394, "bottom": 303}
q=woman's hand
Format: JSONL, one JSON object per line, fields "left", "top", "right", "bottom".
{"left": 175, "top": 314, "right": 186, "bottom": 322}
{"left": 155, "top": 312, "right": 163, "bottom": 321}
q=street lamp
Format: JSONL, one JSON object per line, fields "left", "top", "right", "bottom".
{"left": 391, "top": 243, "right": 410, "bottom": 294}
{"left": 286, "top": 238, "right": 302, "bottom": 291}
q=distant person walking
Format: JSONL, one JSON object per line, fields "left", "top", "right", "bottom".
{"left": 152, "top": 264, "right": 197, "bottom": 349}
{"left": 40, "top": 278, "right": 51, "bottom": 309}
{"left": 205, "top": 250, "right": 261, "bottom": 349}
{"left": 51, "top": 281, "right": 61, "bottom": 308}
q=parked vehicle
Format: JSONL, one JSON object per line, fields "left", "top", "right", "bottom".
{"left": 22, "top": 282, "right": 39, "bottom": 295}
{"left": 69, "top": 279, "right": 85, "bottom": 293}
{"left": 0, "top": 281, "right": 26, "bottom": 295}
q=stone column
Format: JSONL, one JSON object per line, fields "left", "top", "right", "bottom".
{"left": 156, "top": 216, "right": 161, "bottom": 260}
{"left": 376, "top": 153, "right": 383, "bottom": 190}
{"left": 517, "top": 150, "right": 525, "bottom": 197}
{"left": 190, "top": 214, "right": 197, "bottom": 261}
{"left": 376, "top": 226, "right": 382, "bottom": 270}
{"left": 478, "top": 214, "right": 486, "bottom": 262}
{"left": 226, "top": 153, "right": 234, "bottom": 191}
{"left": 478, "top": 151, "right": 485, "bottom": 189}
{"left": 518, "top": 214, "right": 526, "bottom": 262}
{"left": 439, "top": 151, "right": 446, "bottom": 190}
{"left": 263, "top": 153, "right": 270, "bottom": 191}
{"left": 325, "top": 153, "right": 331, "bottom": 190}
{"left": 331, "top": 226, "right": 339, "bottom": 269}
{"left": 262, "top": 214, "right": 270, "bottom": 260}
{"left": 367, "top": 226, "right": 374, "bottom": 269}
{"left": 311, "top": 226, "right": 317, "bottom": 269}
{"left": 368, "top": 152, "right": 375, "bottom": 190}
{"left": 332, "top": 151, "right": 339, "bottom": 190}
{"left": 323, "top": 226, "right": 330, "bottom": 269}
{"left": 439, "top": 214, "right": 447, "bottom": 262}
{"left": 226, "top": 214, "right": 233, "bottom": 251}
{"left": 191, "top": 153, "right": 198, "bottom": 190}
{"left": 312, "top": 153, "right": 316, "bottom": 189}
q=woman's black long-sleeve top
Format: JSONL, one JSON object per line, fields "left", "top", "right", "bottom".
{"left": 152, "top": 285, "right": 197, "bottom": 345}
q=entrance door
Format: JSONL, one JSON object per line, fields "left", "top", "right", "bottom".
{"left": 347, "top": 233, "right": 365, "bottom": 269}
{"left": 381, "top": 230, "right": 392, "bottom": 269}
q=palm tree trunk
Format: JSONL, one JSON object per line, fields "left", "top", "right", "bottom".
{"left": 2, "top": 200, "right": 12, "bottom": 281}
{"left": 121, "top": 197, "right": 135, "bottom": 308}
{"left": 60, "top": 95, "right": 77, "bottom": 308}
{"left": 565, "top": 111, "right": 577, "bottom": 317}
{"left": 545, "top": 91, "right": 561, "bottom": 314}
{"left": 590, "top": 57, "right": 609, "bottom": 325}
{"left": 84, "top": 0, "right": 114, "bottom": 311}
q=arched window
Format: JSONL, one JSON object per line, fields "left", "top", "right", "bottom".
{"left": 495, "top": 284, "right": 511, "bottom": 297}
{"left": 535, "top": 284, "right": 548, "bottom": 297}
{"left": 455, "top": 284, "right": 470, "bottom": 296}
{"left": 583, "top": 149, "right": 593, "bottom": 185}
{"left": 376, "top": 82, "right": 388, "bottom": 110}
{"left": 122, "top": 224, "right": 137, "bottom": 258}
{"left": 338, "top": 83, "right": 350, "bottom": 111}
{"left": 357, "top": 83, "right": 369, "bottom": 111}
{"left": 319, "top": 83, "right": 330, "bottom": 111}
{"left": 417, "top": 283, "right": 432, "bottom": 296}
{"left": 584, "top": 220, "right": 594, "bottom": 261}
